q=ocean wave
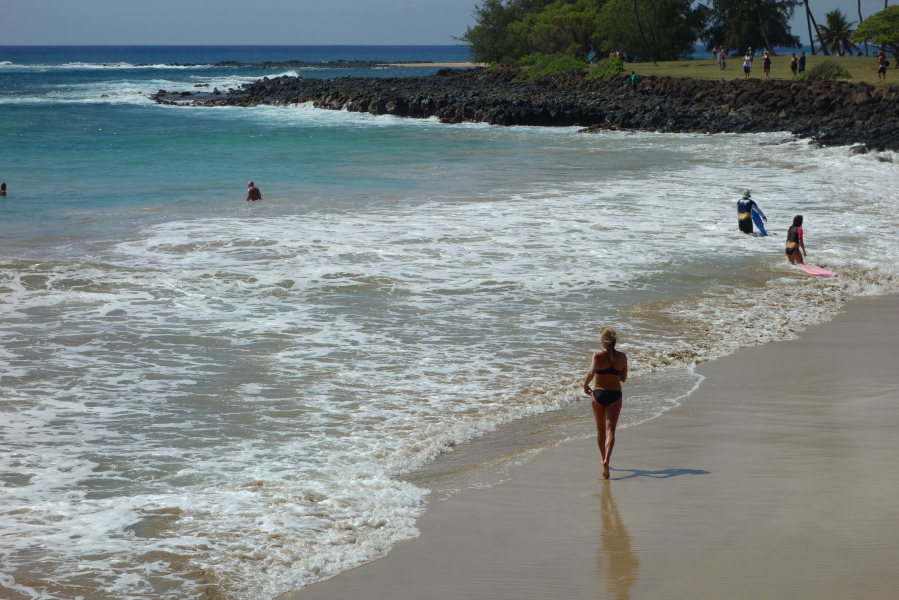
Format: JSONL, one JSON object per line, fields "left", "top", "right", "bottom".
{"left": 0, "top": 61, "right": 205, "bottom": 70}
{"left": 1, "top": 126, "right": 897, "bottom": 599}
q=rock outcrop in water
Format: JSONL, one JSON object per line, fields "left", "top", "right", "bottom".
{"left": 153, "top": 67, "right": 899, "bottom": 152}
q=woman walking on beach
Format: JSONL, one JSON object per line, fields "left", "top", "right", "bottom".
{"left": 583, "top": 327, "right": 628, "bottom": 479}
{"left": 785, "top": 215, "right": 806, "bottom": 264}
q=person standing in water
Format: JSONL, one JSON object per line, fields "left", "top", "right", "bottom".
{"left": 246, "top": 181, "right": 262, "bottom": 202}
{"left": 785, "top": 214, "right": 806, "bottom": 264}
{"left": 737, "top": 189, "right": 766, "bottom": 234}
{"left": 583, "top": 327, "right": 628, "bottom": 479}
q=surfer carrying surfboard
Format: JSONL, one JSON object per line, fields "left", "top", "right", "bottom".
{"left": 737, "top": 189, "right": 766, "bottom": 234}
{"left": 583, "top": 327, "right": 628, "bottom": 479}
{"left": 785, "top": 215, "right": 806, "bottom": 264}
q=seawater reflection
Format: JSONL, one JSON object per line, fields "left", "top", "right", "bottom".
{"left": 596, "top": 481, "right": 639, "bottom": 599}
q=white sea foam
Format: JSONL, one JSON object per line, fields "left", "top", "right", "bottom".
{"left": 1, "top": 115, "right": 898, "bottom": 600}
{"left": 0, "top": 61, "right": 208, "bottom": 71}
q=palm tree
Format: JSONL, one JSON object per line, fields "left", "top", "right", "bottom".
{"left": 632, "top": 0, "right": 658, "bottom": 66}
{"left": 755, "top": 0, "right": 773, "bottom": 52}
{"left": 803, "top": 0, "right": 827, "bottom": 55}
{"left": 858, "top": 0, "right": 868, "bottom": 55}
{"left": 817, "top": 9, "right": 857, "bottom": 55}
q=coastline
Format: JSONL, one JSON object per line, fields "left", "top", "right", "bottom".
{"left": 381, "top": 62, "right": 486, "bottom": 68}
{"left": 281, "top": 293, "right": 899, "bottom": 599}
{"left": 155, "top": 67, "right": 899, "bottom": 152}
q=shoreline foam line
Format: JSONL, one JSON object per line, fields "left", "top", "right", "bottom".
{"left": 282, "top": 293, "right": 899, "bottom": 600}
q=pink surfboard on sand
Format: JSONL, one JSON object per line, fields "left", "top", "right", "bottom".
{"left": 801, "top": 264, "right": 837, "bottom": 277}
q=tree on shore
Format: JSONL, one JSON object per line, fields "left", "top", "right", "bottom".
{"left": 458, "top": 0, "right": 559, "bottom": 63}
{"left": 633, "top": 0, "right": 659, "bottom": 66}
{"left": 852, "top": 5, "right": 899, "bottom": 64}
{"left": 507, "top": 0, "right": 606, "bottom": 62}
{"left": 817, "top": 9, "right": 857, "bottom": 55}
{"left": 600, "top": 0, "right": 702, "bottom": 61}
{"left": 859, "top": 0, "right": 868, "bottom": 55}
{"left": 459, "top": 0, "right": 703, "bottom": 65}
{"left": 702, "top": 0, "right": 801, "bottom": 54}
{"left": 802, "top": 0, "right": 827, "bottom": 54}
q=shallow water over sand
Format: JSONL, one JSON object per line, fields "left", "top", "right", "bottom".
{"left": 1, "top": 46, "right": 898, "bottom": 600}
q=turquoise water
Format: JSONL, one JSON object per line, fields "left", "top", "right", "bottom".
{"left": 1, "top": 46, "right": 899, "bottom": 600}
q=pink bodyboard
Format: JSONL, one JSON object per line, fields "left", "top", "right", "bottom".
{"left": 801, "top": 264, "right": 837, "bottom": 277}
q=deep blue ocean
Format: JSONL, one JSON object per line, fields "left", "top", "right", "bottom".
{"left": 1, "top": 46, "right": 898, "bottom": 600}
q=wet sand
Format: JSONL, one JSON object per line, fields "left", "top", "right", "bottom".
{"left": 280, "top": 294, "right": 899, "bottom": 600}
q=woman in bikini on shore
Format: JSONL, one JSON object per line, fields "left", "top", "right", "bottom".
{"left": 583, "top": 327, "right": 628, "bottom": 479}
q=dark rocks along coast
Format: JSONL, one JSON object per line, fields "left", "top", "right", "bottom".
{"left": 153, "top": 67, "right": 899, "bottom": 152}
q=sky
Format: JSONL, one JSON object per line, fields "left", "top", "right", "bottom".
{"left": 0, "top": 0, "right": 891, "bottom": 46}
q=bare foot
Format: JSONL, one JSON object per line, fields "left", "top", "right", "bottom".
{"left": 602, "top": 461, "right": 610, "bottom": 479}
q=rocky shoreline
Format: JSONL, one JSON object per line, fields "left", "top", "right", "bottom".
{"left": 140, "top": 60, "right": 434, "bottom": 69}
{"left": 153, "top": 66, "right": 899, "bottom": 152}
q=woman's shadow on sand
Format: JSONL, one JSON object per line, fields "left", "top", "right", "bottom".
{"left": 609, "top": 467, "right": 710, "bottom": 480}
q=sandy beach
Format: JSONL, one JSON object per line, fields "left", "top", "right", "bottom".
{"left": 281, "top": 293, "right": 899, "bottom": 600}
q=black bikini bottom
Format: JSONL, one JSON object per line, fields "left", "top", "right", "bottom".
{"left": 592, "top": 390, "right": 623, "bottom": 407}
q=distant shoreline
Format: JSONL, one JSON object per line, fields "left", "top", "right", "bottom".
{"left": 154, "top": 66, "right": 899, "bottom": 152}
{"left": 381, "top": 62, "right": 486, "bottom": 68}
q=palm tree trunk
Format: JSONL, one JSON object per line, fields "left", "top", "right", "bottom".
{"left": 805, "top": 1, "right": 817, "bottom": 54}
{"left": 804, "top": 0, "right": 830, "bottom": 55}
{"left": 755, "top": 0, "right": 773, "bottom": 53}
{"left": 633, "top": 0, "right": 658, "bottom": 66}
{"left": 859, "top": 0, "right": 868, "bottom": 56}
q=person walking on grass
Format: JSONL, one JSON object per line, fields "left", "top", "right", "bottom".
{"left": 763, "top": 51, "right": 772, "bottom": 79}
{"left": 743, "top": 51, "right": 752, "bottom": 78}
{"left": 798, "top": 51, "right": 806, "bottom": 73}
{"left": 583, "top": 327, "right": 628, "bottom": 479}
{"left": 877, "top": 51, "right": 888, "bottom": 82}
{"left": 790, "top": 53, "right": 798, "bottom": 77}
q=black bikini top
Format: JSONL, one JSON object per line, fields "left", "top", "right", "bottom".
{"left": 594, "top": 351, "right": 623, "bottom": 376}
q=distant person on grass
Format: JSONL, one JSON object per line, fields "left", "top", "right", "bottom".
{"left": 785, "top": 215, "right": 806, "bottom": 264}
{"left": 877, "top": 51, "right": 888, "bottom": 82}
{"left": 246, "top": 181, "right": 262, "bottom": 202}
{"left": 630, "top": 71, "right": 638, "bottom": 91}
{"left": 798, "top": 51, "right": 806, "bottom": 73}
{"left": 763, "top": 51, "right": 771, "bottom": 79}
{"left": 743, "top": 51, "right": 752, "bottom": 78}
{"left": 583, "top": 327, "right": 628, "bottom": 479}
{"left": 790, "top": 53, "right": 798, "bottom": 77}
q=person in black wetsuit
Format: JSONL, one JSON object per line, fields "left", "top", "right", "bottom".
{"left": 737, "top": 189, "right": 766, "bottom": 234}
{"left": 582, "top": 327, "right": 628, "bottom": 479}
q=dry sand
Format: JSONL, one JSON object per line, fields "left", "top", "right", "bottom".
{"left": 281, "top": 294, "right": 899, "bottom": 600}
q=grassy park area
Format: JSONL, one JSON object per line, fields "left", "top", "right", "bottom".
{"left": 626, "top": 54, "right": 894, "bottom": 85}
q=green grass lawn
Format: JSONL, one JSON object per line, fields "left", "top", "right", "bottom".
{"left": 626, "top": 54, "right": 895, "bottom": 86}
